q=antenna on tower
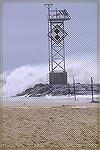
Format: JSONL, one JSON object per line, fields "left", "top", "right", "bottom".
{"left": 44, "top": 4, "right": 53, "bottom": 9}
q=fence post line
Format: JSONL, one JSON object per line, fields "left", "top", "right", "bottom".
{"left": 68, "top": 83, "right": 70, "bottom": 97}
{"left": 73, "top": 79, "right": 76, "bottom": 101}
{"left": 91, "top": 77, "right": 94, "bottom": 102}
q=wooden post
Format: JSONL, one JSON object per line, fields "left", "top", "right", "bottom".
{"left": 68, "top": 83, "right": 70, "bottom": 97}
{"left": 91, "top": 77, "right": 94, "bottom": 102}
{"left": 73, "top": 79, "right": 76, "bottom": 101}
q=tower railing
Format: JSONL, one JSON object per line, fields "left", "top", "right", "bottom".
{"left": 49, "top": 9, "right": 71, "bottom": 21}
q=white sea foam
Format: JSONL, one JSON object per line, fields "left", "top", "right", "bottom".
{"left": 2, "top": 64, "right": 48, "bottom": 97}
{"left": 2, "top": 94, "right": 99, "bottom": 108}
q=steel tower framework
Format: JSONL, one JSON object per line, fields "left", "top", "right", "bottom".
{"left": 44, "top": 4, "right": 71, "bottom": 84}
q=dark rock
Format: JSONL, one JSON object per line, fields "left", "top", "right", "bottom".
{"left": 16, "top": 83, "right": 100, "bottom": 97}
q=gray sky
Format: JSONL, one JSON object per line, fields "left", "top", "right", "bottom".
{"left": 3, "top": 2, "right": 97, "bottom": 72}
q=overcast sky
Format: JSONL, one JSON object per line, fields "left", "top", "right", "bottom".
{"left": 3, "top": 2, "right": 97, "bottom": 72}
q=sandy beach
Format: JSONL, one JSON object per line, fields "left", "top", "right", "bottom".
{"left": 1, "top": 98, "right": 99, "bottom": 149}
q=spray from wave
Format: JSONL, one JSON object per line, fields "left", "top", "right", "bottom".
{"left": 1, "top": 56, "right": 97, "bottom": 97}
{"left": 2, "top": 64, "right": 48, "bottom": 97}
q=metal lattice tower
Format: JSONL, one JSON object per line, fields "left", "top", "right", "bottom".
{"left": 44, "top": 4, "right": 71, "bottom": 85}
